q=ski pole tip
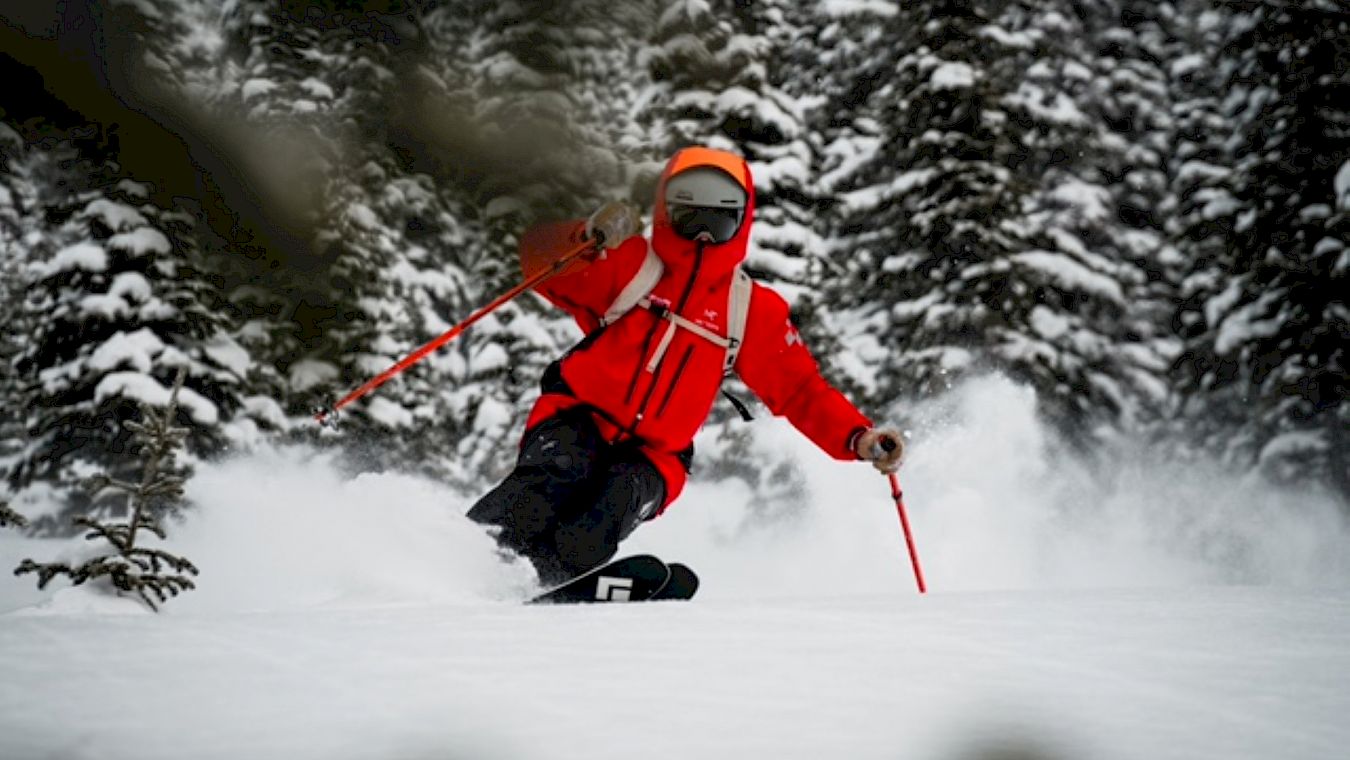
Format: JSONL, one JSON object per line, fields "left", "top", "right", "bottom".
{"left": 313, "top": 405, "right": 339, "bottom": 429}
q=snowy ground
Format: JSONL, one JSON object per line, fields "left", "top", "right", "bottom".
{"left": 3, "top": 377, "right": 1348, "bottom": 759}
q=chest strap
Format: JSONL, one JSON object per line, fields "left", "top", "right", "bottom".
{"left": 639, "top": 297, "right": 734, "bottom": 373}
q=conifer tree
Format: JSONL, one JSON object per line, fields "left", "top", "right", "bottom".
{"left": 823, "top": 1, "right": 1028, "bottom": 408}
{"left": 1165, "top": 0, "right": 1244, "bottom": 450}
{"left": 6, "top": 142, "right": 249, "bottom": 530}
{"left": 824, "top": 0, "right": 1165, "bottom": 443}
{"left": 16, "top": 368, "right": 198, "bottom": 611}
{"left": 990, "top": 0, "right": 1162, "bottom": 437}
{"left": 1177, "top": 0, "right": 1349, "bottom": 498}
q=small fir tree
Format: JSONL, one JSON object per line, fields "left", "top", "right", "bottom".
{"left": 15, "top": 368, "right": 199, "bottom": 611}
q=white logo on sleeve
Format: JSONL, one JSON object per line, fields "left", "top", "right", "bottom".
{"left": 785, "top": 324, "right": 802, "bottom": 347}
{"left": 595, "top": 576, "right": 633, "bottom": 601}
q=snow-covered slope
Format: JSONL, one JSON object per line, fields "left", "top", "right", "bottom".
{"left": 3, "top": 587, "right": 1347, "bottom": 760}
{"left": 2, "top": 377, "right": 1347, "bottom": 759}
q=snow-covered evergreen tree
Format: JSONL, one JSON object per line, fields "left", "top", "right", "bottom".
{"left": 823, "top": 0, "right": 1167, "bottom": 444}
{"left": 1165, "top": 0, "right": 1245, "bottom": 453}
{"left": 4, "top": 134, "right": 250, "bottom": 532}
{"left": 1176, "top": 0, "right": 1349, "bottom": 498}
{"left": 823, "top": 1, "right": 1027, "bottom": 407}
{"left": 989, "top": 0, "right": 1164, "bottom": 438}
{"left": 0, "top": 123, "right": 32, "bottom": 484}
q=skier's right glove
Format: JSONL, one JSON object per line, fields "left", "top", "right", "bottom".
{"left": 854, "top": 427, "right": 905, "bottom": 474}
{"left": 585, "top": 201, "right": 641, "bottom": 249}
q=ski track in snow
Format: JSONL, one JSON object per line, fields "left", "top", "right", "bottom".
{"left": 2, "top": 376, "right": 1348, "bottom": 759}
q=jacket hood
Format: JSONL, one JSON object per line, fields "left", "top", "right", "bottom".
{"left": 652, "top": 146, "right": 755, "bottom": 287}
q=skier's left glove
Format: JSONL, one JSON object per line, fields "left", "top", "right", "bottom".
{"left": 853, "top": 427, "right": 904, "bottom": 474}
{"left": 585, "top": 201, "right": 641, "bottom": 249}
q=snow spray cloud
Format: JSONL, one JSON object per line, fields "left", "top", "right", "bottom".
{"left": 24, "top": 374, "right": 1340, "bottom": 615}
{"left": 164, "top": 446, "right": 536, "bottom": 614}
{"left": 629, "top": 375, "right": 1350, "bottom": 597}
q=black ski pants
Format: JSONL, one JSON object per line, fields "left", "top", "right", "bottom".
{"left": 466, "top": 407, "right": 666, "bottom": 585}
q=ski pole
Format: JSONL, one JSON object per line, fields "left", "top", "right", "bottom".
{"left": 315, "top": 235, "right": 600, "bottom": 427}
{"left": 887, "top": 472, "right": 926, "bottom": 594}
{"left": 873, "top": 436, "right": 925, "bottom": 593}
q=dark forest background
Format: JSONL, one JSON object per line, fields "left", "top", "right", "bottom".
{"left": 0, "top": 0, "right": 1345, "bottom": 534}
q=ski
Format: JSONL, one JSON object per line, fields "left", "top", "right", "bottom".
{"left": 650, "top": 562, "right": 699, "bottom": 601}
{"left": 527, "top": 554, "right": 672, "bottom": 605}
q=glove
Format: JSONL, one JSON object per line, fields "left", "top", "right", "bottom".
{"left": 585, "top": 201, "right": 641, "bottom": 249}
{"left": 854, "top": 427, "right": 905, "bottom": 474}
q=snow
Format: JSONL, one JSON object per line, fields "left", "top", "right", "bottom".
{"left": 930, "top": 62, "right": 975, "bottom": 90}
{"left": 1171, "top": 53, "right": 1206, "bottom": 78}
{"left": 299, "top": 77, "right": 335, "bottom": 100}
{"left": 88, "top": 328, "right": 166, "bottom": 373}
{"left": 108, "top": 226, "right": 172, "bottom": 256}
{"left": 1336, "top": 160, "right": 1350, "bottom": 208}
{"left": 3, "top": 378, "right": 1348, "bottom": 759}
{"left": 1259, "top": 431, "right": 1327, "bottom": 463}
{"left": 203, "top": 336, "right": 253, "bottom": 378}
{"left": 1214, "top": 290, "right": 1282, "bottom": 355}
{"left": 472, "top": 396, "right": 513, "bottom": 437}
{"left": 472, "top": 342, "right": 510, "bottom": 373}
{"left": 109, "top": 270, "right": 154, "bottom": 303}
{"left": 241, "top": 78, "right": 278, "bottom": 100}
{"left": 980, "top": 25, "right": 1036, "bottom": 51}
{"left": 709, "top": 86, "right": 798, "bottom": 139}
{"left": 347, "top": 203, "right": 380, "bottom": 231}
{"left": 1005, "top": 83, "right": 1087, "bottom": 126}
{"left": 839, "top": 169, "right": 935, "bottom": 212}
{"left": 35, "top": 241, "right": 107, "bottom": 277}
{"left": 1011, "top": 250, "right": 1125, "bottom": 302}
{"left": 93, "top": 371, "right": 221, "bottom": 425}
{"left": 288, "top": 359, "right": 340, "bottom": 393}
{"left": 85, "top": 198, "right": 147, "bottom": 232}
{"left": 365, "top": 396, "right": 415, "bottom": 428}
{"left": 1029, "top": 304, "right": 1070, "bottom": 340}
{"left": 816, "top": 0, "right": 898, "bottom": 17}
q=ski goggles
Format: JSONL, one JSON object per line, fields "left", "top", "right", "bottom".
{"left": 666, "top": 203, "right": 744, "bottom": 244}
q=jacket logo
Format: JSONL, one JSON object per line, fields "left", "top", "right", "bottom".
{"left": 786, "top": 325, "right": 802, "bottom": 347}
{"left": 704, "top": 308, "right": 719, "bottom": 321}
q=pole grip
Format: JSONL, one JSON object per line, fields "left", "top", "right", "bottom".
{"left": 869, "top": 434, "right": 899, "bottom": 461}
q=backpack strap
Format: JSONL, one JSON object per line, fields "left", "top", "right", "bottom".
{"left": 723, "top": 268, "right": 753, "bottom": 375}
{"left": 601, "top": 242, "right": 664, "bottom": 326}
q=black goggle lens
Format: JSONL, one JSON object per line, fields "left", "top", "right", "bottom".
{"left": 667, "top": 204, "right": 743, "bottom": 244}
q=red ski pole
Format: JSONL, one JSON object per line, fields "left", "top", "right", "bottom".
{"left": 315, "top": 235, "right": 599, "bottom": 427}
{"left": 888, "top": 473, "right": 927, "bottom": 593}
{"left": 871, "top": 437, "right": 926, "bottom": 593}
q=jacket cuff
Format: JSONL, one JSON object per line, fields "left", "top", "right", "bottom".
{"left": 846, "top": 426, "right": 870, "bottom": 460}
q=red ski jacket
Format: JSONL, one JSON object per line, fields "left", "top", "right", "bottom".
{"left": 524, "top": 147, "right": 871, "bottom": 511}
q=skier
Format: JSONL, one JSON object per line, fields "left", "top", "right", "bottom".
{"left": 467, "top": 146, "right": 904, "bottom": 585}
